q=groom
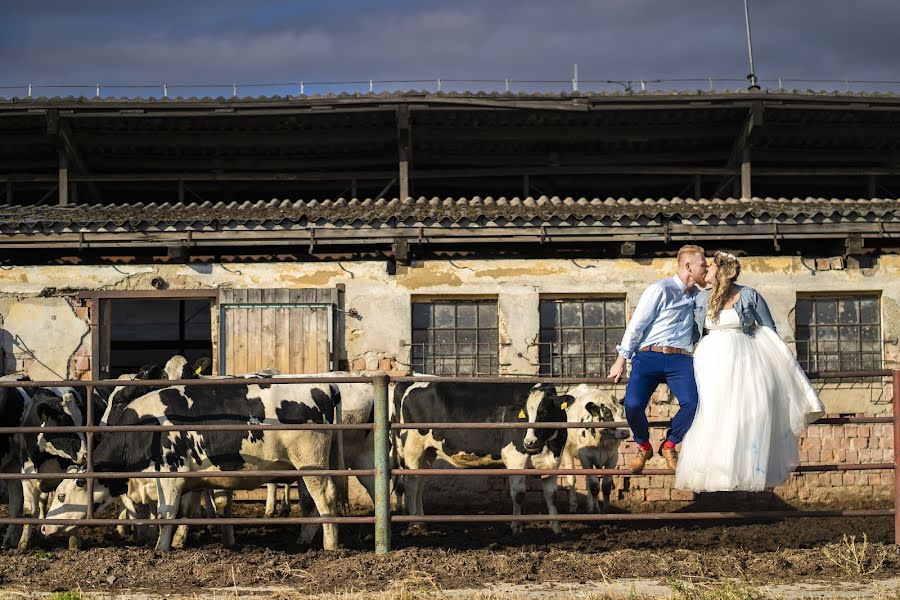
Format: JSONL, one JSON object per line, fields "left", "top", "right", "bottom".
{"left": 608, "top": 245, "right": 708, "bottom": 473}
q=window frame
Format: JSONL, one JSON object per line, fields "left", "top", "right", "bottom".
{"left": 794, "top": 292, "right": 882, "bottom": 374}
{"left": 409, "top": 298, "right": 499, "bottom": 377}
{"left": 537, "top": 295, "right": 626, "bottom": 378}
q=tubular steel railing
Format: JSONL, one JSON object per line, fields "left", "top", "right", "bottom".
{"left": 0, "top": 370, "right": 895, "bottom": 554}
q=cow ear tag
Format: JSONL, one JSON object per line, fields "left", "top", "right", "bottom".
{"left": 560, "top": 401, "right": 569, "bottom": 410}
{"left": 194, "top": 366, "right": 203, "bottom": 375}
{"left": 518, "top": 409, "right": 526, "bottom": 419}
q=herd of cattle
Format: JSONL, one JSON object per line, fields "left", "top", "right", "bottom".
{"left": 0, "top": 356, "right": 628, "bottom": 551}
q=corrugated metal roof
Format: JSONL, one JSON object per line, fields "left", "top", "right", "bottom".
{"left": 0, "top": 197, "right": 894, "bottom": 234}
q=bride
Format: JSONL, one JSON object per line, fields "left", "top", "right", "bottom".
{"left": 675, "top": 251, "right": 825, "bottom": 492}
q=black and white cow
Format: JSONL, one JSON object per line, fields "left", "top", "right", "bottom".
{"left": 395, "top": 382, "right": 569, "bottom": 534}
{"left": 559, "top": 384, "right": 629, "bottom": 515}
{"left": 43, "top": 380, "right": 344, "bottom": 551}
{"left": 0, "top": 376, "right": 105, "bottom": 549}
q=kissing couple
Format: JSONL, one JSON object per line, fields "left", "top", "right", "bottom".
{"left": 609, "top": 245, "right": 825, "bottom": 492}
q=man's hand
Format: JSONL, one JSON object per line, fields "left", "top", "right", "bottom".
{"left": 608, "top": 356, "right": 626, "bottom": 383}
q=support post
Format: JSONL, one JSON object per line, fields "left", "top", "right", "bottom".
{"left": 85, "top": 384, "right": 95, "bottom": 520}
{"left": 869, "top": 175, "right": 877, "bottom": 198}
{"left": 397, "top": 106, "right": 411, "bottom": 200}
{"left": 740, "top": 148, "right": 751, "bottom": 199}
{"left": 373, "top": 372, "right": 391, "bottom": 553}
{"left": 894, "top": 370, "right": 900, "bottom": 545}
{"left": 58, "top": 150, "right": 69, "bottom": 206}
{"left": 694, "top": 174, "right": 702, "bottom": 199}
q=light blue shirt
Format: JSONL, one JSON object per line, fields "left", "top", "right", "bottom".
{"left": 616, "top": 275, "right": 698, "bottom": 360}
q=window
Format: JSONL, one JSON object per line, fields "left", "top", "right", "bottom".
{"left": 795, "top": 295, "right": 881, "bottom": 372}
{"left": 539, "top": 298, "right": 625, "bottom": 377}
{"left": 411, "top": 300, "right": 498, "bottom": 376}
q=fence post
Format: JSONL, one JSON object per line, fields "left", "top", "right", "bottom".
{"left": 373, "top": 371, "right": 391, "bottom": 553}
{"left": 894, "top": 371, "right": 899, "bottom": 544}
{"left": 85, "top": 384, "right": 95, "bottom": 520}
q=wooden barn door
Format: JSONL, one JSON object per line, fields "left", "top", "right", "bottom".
{"left": 218, "top": 288, "right": 338, "bottom": 375}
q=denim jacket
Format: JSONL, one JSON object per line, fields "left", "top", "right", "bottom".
{"left": 693, "top": 284, "right": 776, "bottom": 341}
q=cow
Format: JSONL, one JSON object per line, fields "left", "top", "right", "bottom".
{"left": 42, "top": 379, "right": 344, "bottom": 551}
{"left": 395, "top": 382, "right": 569, "bottom": 534}
{"left": 0, "top": 377, "right": 105, "bottom": 549}
{"left": 558, "top": 384, "right": 629, "bottom": 515}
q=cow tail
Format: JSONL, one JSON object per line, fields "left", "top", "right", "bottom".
{"left": 329, "top": 383, "right": 350, "bottom": 515}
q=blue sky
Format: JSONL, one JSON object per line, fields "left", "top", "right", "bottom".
{"left": 1, "top": 1, "right": 897, "bottom": 97}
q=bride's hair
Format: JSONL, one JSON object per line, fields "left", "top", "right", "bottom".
{"left": 707, "top": 251, "right": 741, "bottom": 323}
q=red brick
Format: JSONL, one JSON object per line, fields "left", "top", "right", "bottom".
{"left": 670, "top": 489, "right": 695, "bottom": 501}
{"left": 645, "top": 488, "right": 670, "bottom": 501}
{"left": 850, "top": 437, "right": 868, "bottom": 450}
{"left": 378, "top": 358, "right": 393, "bottom": 371}
{"left": 845, "top": 449, "right": 859, "bottom": 463}
{"left": 74, "top": 306, "right": 90, "bottom": 320}
{"left": 351, "top": 358, "right": 366, "bottom": 371}
{"left": 75, "top": 356, "right": 90, "bottom": 371}
{"left": 858, "top": 426, "right": 871, "bottom": 437}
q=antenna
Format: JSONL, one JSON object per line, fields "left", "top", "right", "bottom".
{"left": 743, "top": 0, "right": 760, "bottom": 90}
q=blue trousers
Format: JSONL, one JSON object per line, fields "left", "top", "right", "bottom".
{"left": 624, "top": 351, "right": 699, "bottom": 445}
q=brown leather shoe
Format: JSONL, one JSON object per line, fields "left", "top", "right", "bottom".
{"left": 628, "top": 446, "right": 654, "bottom": 474}
{"left": 659, "top": 444, "right": 678, "bottom": 470}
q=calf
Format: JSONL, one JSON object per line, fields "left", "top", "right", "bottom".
{"left": 43, "top": 380, "right": 344, "bottom": 551}
{"left": 396, "top": 382, "right": 569, "bottom": 533}
{"left": 560, "top": 384, "right": 629, "bottom": 514}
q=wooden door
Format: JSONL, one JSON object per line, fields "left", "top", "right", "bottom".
{"left": 218, "top": 288, "right": 337, "bottom": 375}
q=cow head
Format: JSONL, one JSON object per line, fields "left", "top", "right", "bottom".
{"left": 41, "top": 466, "right": 114, "bottom": 537}
{"left": 30, "top": 389, "right": 87, "bottom": 464}
{"left": 584, "top": 395, "right": 630, "bottom": 442}
{"left": 522, "top": 383, "right": 568, "bottom": 455}
{"left": 103, "top": 355, "right": 209, "bottom": 425}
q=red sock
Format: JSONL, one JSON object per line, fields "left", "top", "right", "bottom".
{"left": 636, "top": 441, "right": 652, "bottom": 451}
{"left": 662, "top": 440, "right": 677, "bottom": 450}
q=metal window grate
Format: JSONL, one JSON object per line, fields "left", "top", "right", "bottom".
{"left": 410, "top": 301, "right": 499, "bottom": 376}
{"left": 538, "top": 298, "right": 625, "bottom": 377}
{"left": 795, "top": 295, "right": 882, "bottom": 372}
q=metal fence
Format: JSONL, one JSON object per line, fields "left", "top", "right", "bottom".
{"left": 0, "top": 370, "right": 896, "bottom": 555}
{"left": 3, "top": 77, "right": 900, "bottom": 99}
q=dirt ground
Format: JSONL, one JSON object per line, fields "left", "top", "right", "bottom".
{"left": 0, "top": 500, "right": 898, "bottom": 597}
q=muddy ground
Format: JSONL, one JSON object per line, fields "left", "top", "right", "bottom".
{"left": 0, "top": 500, "right": 897, "bottom": 596}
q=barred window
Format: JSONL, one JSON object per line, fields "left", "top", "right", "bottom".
{"left": 538, "top": 298, "right": 625, "bottom": 377}
{"left": 411, "top": 300, "right": 498, "bottom": 376}
{"left": 795, "top": 295, "right": 881, "bottom": 372}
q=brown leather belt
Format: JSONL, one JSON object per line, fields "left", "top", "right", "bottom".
{"left": 639, "top": 345, "right": 691, "bottom": 356}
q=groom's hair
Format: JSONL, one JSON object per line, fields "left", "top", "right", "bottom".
{"left": 677, "top": 244, "right": 705, "bottom": 266}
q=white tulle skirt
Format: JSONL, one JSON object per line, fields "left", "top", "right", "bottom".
{"left": 675, "top": 326, "right": 825, "bottom": 492}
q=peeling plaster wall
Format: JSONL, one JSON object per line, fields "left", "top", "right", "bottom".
{"left": 0, "top": 256, "right": 897, "bottom": 413}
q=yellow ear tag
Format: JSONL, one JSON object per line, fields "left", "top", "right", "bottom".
{"left": 518, "top": 409, "right": 526, "bottom": 419}
{"left": 194, "top": 366, "right": 203, "bottom": 375}
{"left": 560, "top": 401, "right": 569, "bottom": 410}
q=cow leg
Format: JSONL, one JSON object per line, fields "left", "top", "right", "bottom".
{"left": 540, "top": 476, "right": 562, "bottom": 534}
{"left": 2, "top": 479, "right": 24, "bottom": 549}
{"left": 561, "top": 450, "right": 578, "bottom": 514}
{"left": 508, "top": 475, "right": 526, "bottom": 534}
{"left": 215, "top": 491, "right": 235, "bottom": 548}
{"left": 18, "top": 479, "right": 41, "bottom": 549}
{"left": 264, "top": 483, "right": 277, "bottom": 518}
{"left": 294, "top": 479, "right": 322, "bottom": 545}
{"left": 578, "top": 448, "right": 599, "bottom": 514}
{"left": 299, "top": 475, "right": 338, "bottom": 550}
{"left": 154, "top": 479, "right": 183, "bottom": 552}
{"left": 601, "top": 452, "right": 618, "bottom": 514}
{"left": 278, "top": 483, "right": 292, "bottom": 516}
{"left": 172, "top": 491, "right": 199, "bottom": 549}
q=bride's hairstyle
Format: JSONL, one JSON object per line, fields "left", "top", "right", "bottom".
{"left": 707, "top": 251, "right": 741, "bottom": 323}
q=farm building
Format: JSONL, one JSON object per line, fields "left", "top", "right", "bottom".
{"left": 0, "top": 90, "right": 897, "bottom": 508}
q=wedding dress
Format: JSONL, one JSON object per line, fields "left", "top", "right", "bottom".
{"left": 675, "top": 309, "right": 825, "bottom": 492}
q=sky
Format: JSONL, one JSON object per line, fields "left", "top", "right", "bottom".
{"left": 1, "top": 1, "right": 898, "bottom": 97}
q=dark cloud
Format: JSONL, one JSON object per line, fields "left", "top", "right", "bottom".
{"left": 1, "top": 1, "right": 897, "bottom": 96}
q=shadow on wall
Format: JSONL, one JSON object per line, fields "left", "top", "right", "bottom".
{"left": 0, "top": 325, "right": 13, "bottom": 375}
